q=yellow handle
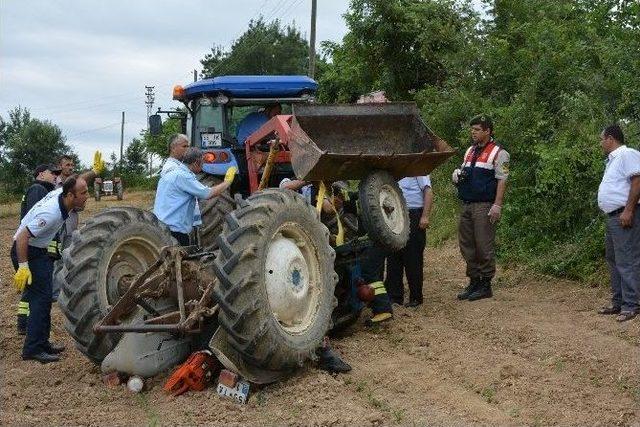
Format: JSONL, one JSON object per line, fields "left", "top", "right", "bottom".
{"left": 224, "top": 166, "right": 238, "bottom": 184}
{"left": 316, "top": 182, "right": 344, "bottom": 246}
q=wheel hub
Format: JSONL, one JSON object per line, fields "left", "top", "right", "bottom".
{"left": 379, "top": 185, "right": 405, "bottom": 234}
{"left": 265, "top": 226, "right": 320, "bottom": 334}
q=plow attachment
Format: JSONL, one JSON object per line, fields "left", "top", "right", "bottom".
{"left": 288, "top": 103, "right": 456, "bottom": 181}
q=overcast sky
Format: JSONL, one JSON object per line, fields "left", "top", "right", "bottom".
{"left": 0, "top": 0, "right": 349, "bottom": 165}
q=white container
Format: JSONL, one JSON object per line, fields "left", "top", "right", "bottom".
{"left": 127, "top": 375, "right": 144, "bottom": 393}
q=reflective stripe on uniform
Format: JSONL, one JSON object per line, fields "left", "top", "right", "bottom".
{"left": 370, "top": 281, "right": 387, "bottom": 295}
{"left": 17, "top": 301, "right": 30, "bottom": 315}
{"left": 47, "top": 240, "right": 59, "bottom": 255}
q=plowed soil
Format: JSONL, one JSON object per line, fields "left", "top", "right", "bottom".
{"left": 1, "top": 192, "right": 638, "bottom": 426}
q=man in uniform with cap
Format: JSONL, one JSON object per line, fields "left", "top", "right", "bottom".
{"left": 12, "top": 176, "right": 89, "bottom": 363}
{"left": 452, "top": 115, "right": 510, "bottom": 301}
{"left": 15, "top": 164, "right": 62, "bottom": 334}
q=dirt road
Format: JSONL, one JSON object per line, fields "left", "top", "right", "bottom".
{"left": 1, "top": 192, "right": 638, "bottom": 426}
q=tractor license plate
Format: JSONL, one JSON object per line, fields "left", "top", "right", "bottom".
{"left": 216, "top": 379, "right": 250, "bottom": 404}
{"left": 202, "top": 132, "right": 222, "bottom": 148}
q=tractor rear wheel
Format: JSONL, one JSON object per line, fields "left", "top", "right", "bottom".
{"left": 57, "top": 207, "right": 175, "bottom": 363}
{"left": 359, "top": 170, "right": 410, "bottom": 252}
{"left": 213, "top": 189, "right": 337, "bottom": 371}
{"left": 52, "top": 260, "right": 66, "bottom": 302}
{"left": 197, "top": 174, "right": 235, "bottom": 251}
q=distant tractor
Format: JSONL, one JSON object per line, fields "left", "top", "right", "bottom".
{"left": 57, "top": 75, "right": 455, "bottom": 383}
{"left": 94, "top": 176, "right": 123, "bottom": 201}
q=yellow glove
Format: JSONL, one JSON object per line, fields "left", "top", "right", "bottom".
{"left": 92, "top": 150, "right": 106, "bottom": 175}
{"left": 14, "top": 264, "right": 32, "bottom": 293}
{"left": 224, "top": 166, "right": 237, "bottom": 184}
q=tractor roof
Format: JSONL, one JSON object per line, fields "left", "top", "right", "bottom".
{"left": 183, "top": 75, "right": 318, "bottom": 99}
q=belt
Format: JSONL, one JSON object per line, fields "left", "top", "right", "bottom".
{"left": 462, "top": 200, "right": 491, "bottom": 205}
{"left": 607, "top": 207, "right": 625, "bottom": 217}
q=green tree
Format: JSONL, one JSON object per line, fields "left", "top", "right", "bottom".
{"left": 318, "top": 0, "right": 478, "bottom": 102}
{"left": 142, "top": 116, "right": 182, "bottom": 159}
{"left": 123, "top": 138, "right": 147, "bottom": 175}
{"left": 320, "top": 0, "right": 640, "bottom": 280}
{"left": 0, "top": 106, "right": 77, "bottom": 192}
{"left": 201, "top": 18, "right": 314, "bottom": 77}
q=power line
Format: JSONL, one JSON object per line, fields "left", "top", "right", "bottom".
{"left": 65, "top": 122, "right": 123, "bottom": 138}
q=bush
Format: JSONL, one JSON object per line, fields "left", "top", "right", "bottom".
{"left": 118, "top": 173, "right": 158, "bottom": 192}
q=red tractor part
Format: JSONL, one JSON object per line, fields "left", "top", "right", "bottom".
{"left": 163, "top": 350, "right": 219, "bottom": 396}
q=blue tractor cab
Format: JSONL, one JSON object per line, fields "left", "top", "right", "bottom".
{"left": 161, "top": 75, "right": 317, "bottom": 182}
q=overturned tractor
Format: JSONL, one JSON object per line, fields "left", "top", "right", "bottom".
{"left": 58, "top": 76, "right": 454, "bottom": 383}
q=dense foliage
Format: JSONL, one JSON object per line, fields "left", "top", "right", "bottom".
{"left": 320, "top": 0, "right": 640, "bottom": 281}
{"left": 0, "top": 107, "right": 79, "bottom": 193}
{"left": 201, "top": 18, "right": 315, "bottom": 77}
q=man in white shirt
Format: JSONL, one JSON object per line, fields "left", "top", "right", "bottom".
{"left": 385, "top": 176, "right": 433, "bottom": 307}
{"left": 596, "top": 124, "right": 640, "bottom": 322}
{"left": 12, "top": 176, "right": 89, "bottom": 363}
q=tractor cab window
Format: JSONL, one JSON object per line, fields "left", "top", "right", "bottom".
{"left": 228, "top": 104, "right": 291, "bottom": 145}
{"left": 193, "top": 101, "right": 225, "bottom": 149}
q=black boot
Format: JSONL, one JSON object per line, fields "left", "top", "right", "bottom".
{"left": 318, "top": 347, "right": 352, "bottom": 373}
{"left": 468, "top": 277, "right": 493, "bottom": 301}
{"left": 457, "top": 278, "right": 480, "bottom": 300}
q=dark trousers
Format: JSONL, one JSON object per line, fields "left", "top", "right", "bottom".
{"left": 458, "top": 201, "right": 496, "bottom": 279}
{"left": 385, "top": 209, "right": 427, "bottom": 304}
{"left": 11, "top": 243, "right": 54, "bottom": 357}
{"left": 605, "top": 209, "right": 640, "bottom": 312}
{"left": 359, "top": 244, "right": 393, "bottom": 314}
{"left": 171, "top": 231, "right": 190, "bottom": 246}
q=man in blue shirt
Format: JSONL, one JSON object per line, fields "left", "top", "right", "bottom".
{"left": 236, "top": 104, "right": 282, "bottom": 145}
{"left": 154, "top": 147, "right": 236, "bottom": 246}
{"left": 385, "top": 176, "right": 433, "bottom": 308}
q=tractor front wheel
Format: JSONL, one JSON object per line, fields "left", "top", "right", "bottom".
{"left": 359, "top": 170, "right": 410, "bottom": 252}
{"left": 213, "top": 189, "right": 337, "bottom": 371}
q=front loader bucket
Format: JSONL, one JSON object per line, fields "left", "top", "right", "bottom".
{"left": 289, "top": 103, "right": 455, "bottom": 181}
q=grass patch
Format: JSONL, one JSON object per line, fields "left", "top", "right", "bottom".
{"left": 351, "top": 379, "right": 403, "bottom": 423}
{"left": 427, "top": 168, "right": 459, "bottom": 247}
{"left": 480, "top": 385, "right": 497, "bottom": 404}
{"left": 135, "top": 393, "right": 159, "bottom": 427}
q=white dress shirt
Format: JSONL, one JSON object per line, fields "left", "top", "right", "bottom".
{"left": 597, "top": 145, "right": 640, "bottom": 213}
{"left": 398, "top": 176, "right": 432, "bottom": 209}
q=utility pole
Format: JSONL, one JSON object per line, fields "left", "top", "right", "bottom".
{"left": 308, "top": 0, "right": 317, "bottom": 79}
{"left": 144, "top": 85, "right": 155, "bottom": 174}
{"left": 119, "top": 111, "right": 125, "bottom": 175}
{"left": 193, "top": 69, "right": 198, "bottom": 82}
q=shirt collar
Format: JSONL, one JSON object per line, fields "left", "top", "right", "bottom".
{"left": 35, "top": 180, "right": 56, "bottom": 191}
{"left": 58, "top": 193, "right": 69, "bottom": 220}
{"left": 608, "top": 145, "right": 627, "bottom": 161}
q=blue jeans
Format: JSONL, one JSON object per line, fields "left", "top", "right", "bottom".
{"left": 605, "top": 209, "right": 640, "bottom": 312}
{"left": 11, "top": 244, "right": 54, "bottom": 356}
